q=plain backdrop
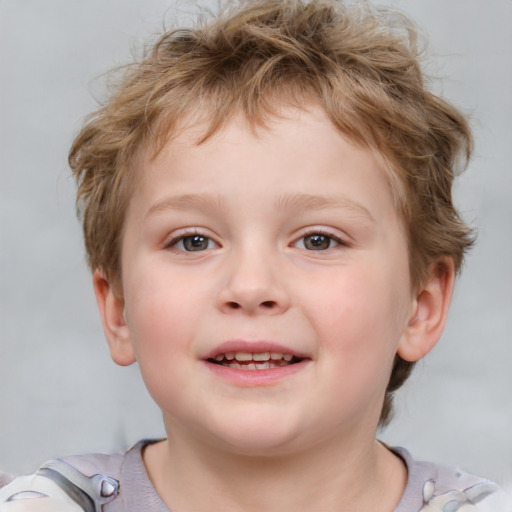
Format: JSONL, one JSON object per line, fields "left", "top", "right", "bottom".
{"left": 1, "top": 0, "right": 511, "bottom": 486}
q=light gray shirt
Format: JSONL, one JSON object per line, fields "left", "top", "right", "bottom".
{"left": 1, "top": 440, "right": 509, "bottom": 511}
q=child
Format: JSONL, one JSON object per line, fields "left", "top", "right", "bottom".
{"left": 0, "top": 0, "right": 509, "bottom": 510}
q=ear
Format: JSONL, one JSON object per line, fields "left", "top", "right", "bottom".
{"left": 93, "top": 269, "right": 136, "bottom": 366}
{"left": 397, "top": 258, "right": 455, "bottom": 362}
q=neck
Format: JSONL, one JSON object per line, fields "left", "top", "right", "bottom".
{"left": 143, "top": 426, "right": 406, "bottom": 512}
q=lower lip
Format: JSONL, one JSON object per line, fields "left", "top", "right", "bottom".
{"left": 203, "top": 359, "right": 310, "bottom": 386}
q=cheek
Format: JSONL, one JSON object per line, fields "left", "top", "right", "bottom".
{"left": 122, "top": 265, "right": 199, "bottom": 361}
{"left": 122, "top": 282, "right": 195, "bottom": 412}
{"left": 307, "top": 262, "right": 410, "bottom": 361}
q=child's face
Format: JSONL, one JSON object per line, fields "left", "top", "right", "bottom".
{"left": 104, "top": 104, "right": 418, "bottom": 454}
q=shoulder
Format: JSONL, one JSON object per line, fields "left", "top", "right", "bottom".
{"left": 0, "top": 440, "right": 157, "bottom": 511}
{"left": 393, "top": 447, "right": 511, "bottom": 512}
{"left": 0, "top": 472, "right": 14, "bottom": 488}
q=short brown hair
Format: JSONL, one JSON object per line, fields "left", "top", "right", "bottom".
{"left": 69, "top": 0, "right": 474, "bottom": 426}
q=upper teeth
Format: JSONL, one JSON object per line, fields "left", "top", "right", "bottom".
{"left": 214, "top": 352, "right": 294, "bottom": 362}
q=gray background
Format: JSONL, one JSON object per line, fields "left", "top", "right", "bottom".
{"left": 1, "top": 0, "right": 511, "bottom": 486}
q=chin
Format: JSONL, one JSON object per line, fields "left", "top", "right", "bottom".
{"left": 203, "top": 414, "right": 305, "bottom": 457}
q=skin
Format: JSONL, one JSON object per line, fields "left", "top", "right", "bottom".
{"left": 94, "top": 104, "right": 454, "bottom": 512}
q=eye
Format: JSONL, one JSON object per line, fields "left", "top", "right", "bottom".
{"left": 294, "top": 232, "right": 342, "bottom": 251}
{"left": 170, "top": 234, "right": 217, "bottom": 252}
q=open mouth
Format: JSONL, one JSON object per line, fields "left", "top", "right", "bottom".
{"left": 207, "top": 351, "right": 304, "bottom": 370}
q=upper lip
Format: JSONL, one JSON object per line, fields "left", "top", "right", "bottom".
{"left": 203, "top": 340, "right": 310, "bottom": 360}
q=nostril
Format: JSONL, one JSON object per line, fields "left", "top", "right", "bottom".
{"left": 223, "top": 299, "right": 282, "bottom": 311}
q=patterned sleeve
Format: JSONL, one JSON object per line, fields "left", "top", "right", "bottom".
{"left": 0, "top": 461, "right": 119, "bottom": 511}
{"left": 419, "top": 474, "right": 512, "bottom": 511}
{"left": 392, "top": 447, "right": 512, "bottom": 512}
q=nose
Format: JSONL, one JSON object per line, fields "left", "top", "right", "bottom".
{"left": 216, "top": 247, "right": 290, "bottom": 315}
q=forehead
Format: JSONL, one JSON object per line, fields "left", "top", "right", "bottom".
{"left": 142, "top": 103, "right": 392, "bottom": 190}
{"left": 126, "top": 104, "right": 401, "bottom": 232}
{"left": 145, "top": 97, "right": 390, "bottom": 163}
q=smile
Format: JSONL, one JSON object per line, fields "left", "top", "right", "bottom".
{"left": 208, "top": 352, "right": 302, "bottom": 370}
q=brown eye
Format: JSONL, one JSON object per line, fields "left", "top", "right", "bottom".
{"left": 172, "top": 235, "right": 214, "bottom": 251}
{"left": 182, "top": 235, "right": 210, "bottom": 251}
{"left": 302, "top": 234, "right": 337, "bottom": 250}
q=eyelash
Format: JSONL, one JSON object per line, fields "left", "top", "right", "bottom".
{"left": 164, "top": 229, "right": 348, "bottom": 253}
{"left": 292, "top": 230, "right": 348, "bottom": 251}
{"left": 165, "top": 230, "right": 218, "bottom": 252}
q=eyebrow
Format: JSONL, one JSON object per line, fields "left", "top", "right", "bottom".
{"left": 145, "top": 192, "right": 375, "bottom": 223}
{"left": 145, "top": 193, "right": 227, "bottom": 219}
{"left": 275, "top": 193, "right": 376, "bottom": 223}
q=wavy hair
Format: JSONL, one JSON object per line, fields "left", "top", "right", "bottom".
{"left": 69, "top": 0, "right": 474, "bottom": 426}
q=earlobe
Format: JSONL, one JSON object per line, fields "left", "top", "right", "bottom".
{"left": 93, "top": 269, "right": 136, "bottom": 366}
{"left": 397, "top": 258, "right": 455, "bottom": 362}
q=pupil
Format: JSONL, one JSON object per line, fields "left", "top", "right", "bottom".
{"left": 184, "top": 236, "right": 208, "bottom": 251}
{"left": 305, "top": 234, "right": 330, "bottom": 250}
